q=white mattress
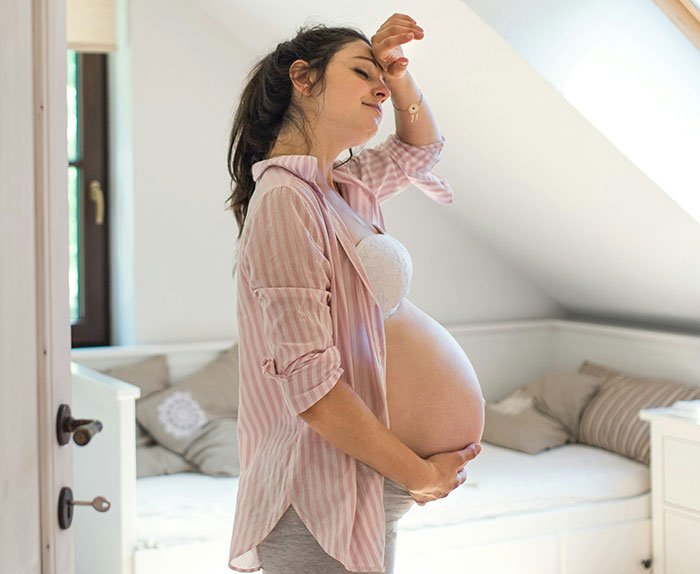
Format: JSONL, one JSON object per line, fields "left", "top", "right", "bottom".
{"left": 398, "top": 442, "right": 649, "bottom": 530}
{"left": 137, "top": 472, "right": 238, "bottom": 550}
{"left": 136, "top": 442, "right": 649, "bottom": 549}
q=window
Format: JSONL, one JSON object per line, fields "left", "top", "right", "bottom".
{"left": 652, "top": 0, "right": 700, "bottom": 51}
{"left": 67, "top": 50, "right": 111, "bottom": 347}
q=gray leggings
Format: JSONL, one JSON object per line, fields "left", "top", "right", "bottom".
{"left": 257, "top": 477, "right": 415, "bottom": 573}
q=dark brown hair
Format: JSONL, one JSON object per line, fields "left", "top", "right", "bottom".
{"left": 225, "top": 24, "right": 371, "bottom": 275}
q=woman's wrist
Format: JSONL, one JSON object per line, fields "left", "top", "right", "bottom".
{"left": 386, "top": 72, "right": 422, "bottom": 111}
{"left": 386, "top": 71, "right": 438, "bottom": 142}
{"left": 405, "top": 458, "right": 435, "bottom": 492}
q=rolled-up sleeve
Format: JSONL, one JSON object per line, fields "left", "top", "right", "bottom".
{"left": 340, "top": 133, "right": 453, "bottom": 205}
{"left": 243, "top": 186, "right": 344, "bottom": 417}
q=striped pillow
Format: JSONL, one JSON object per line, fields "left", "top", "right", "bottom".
{"left": 579, "top": 374, "right": 700, "bottom": 465}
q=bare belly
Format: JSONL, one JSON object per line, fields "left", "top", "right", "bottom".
{"left": 383, "top": 297, "right": 485, "bottom": 459}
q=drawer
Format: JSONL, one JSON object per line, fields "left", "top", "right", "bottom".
{"left": 664, "top": 509, "right": 700, "bottom": 573}
{"left": 663, "top": 436, "right": 700, "bottom": 512}
{"left": 561, "top": 519, "right": 651, "bottom": 574}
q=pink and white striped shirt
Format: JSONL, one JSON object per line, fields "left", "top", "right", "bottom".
{"left": 228, "top": 133, "right": 453, "bottom": 572}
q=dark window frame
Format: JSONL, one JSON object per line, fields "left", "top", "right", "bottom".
{"left": 71, "top": 53, "right": 111, "bottom": 347}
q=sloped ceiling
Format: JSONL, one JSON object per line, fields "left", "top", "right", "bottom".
{"left": 195, "top": 0, "right": 700, "bottom": 334}
{"left": 462, "top": 0, "right": 700, "bottom": 226}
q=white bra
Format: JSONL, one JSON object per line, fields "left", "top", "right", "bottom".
{"left": 355, "top": 227, "right": 413, "bottom": 320}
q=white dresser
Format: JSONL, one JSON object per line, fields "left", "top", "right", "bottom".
{"left": 639, "top": 401, "right": 700, "bottom": 574}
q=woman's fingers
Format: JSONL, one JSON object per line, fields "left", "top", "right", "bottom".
{"left": 373, "top": 13, "right": 424, "bottom": 43}
{"left": 371, "top": 14, "right": 423, "bottom": 77}
{"left": 373, "top": 25, "right": 424, "bottom": 46}
{"left": 378, "top": 13, "right": 418, "bottom": 29}
{"left": 377, "top": 23, "right": 423, "bottom": 36}
{"left": 371, "top": 31, "right": 418, "bottom": 62}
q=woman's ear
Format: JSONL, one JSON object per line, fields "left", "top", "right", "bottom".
{"left": 289, "top": 60, "right": 317, "bottom": 96}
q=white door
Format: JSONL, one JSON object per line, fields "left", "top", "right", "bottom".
{"left": 0, "top": 0, "right": 73, "bottom": 572}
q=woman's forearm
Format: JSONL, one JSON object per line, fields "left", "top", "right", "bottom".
{"left": 299, "top": 376, "right": 433, "bottom": 491}
{"left": 386, "top": 71, "right": 440, "bottom": 146}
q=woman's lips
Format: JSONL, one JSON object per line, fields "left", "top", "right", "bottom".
{"left": 364, "top": 103, "right": 382, "bottom": 116}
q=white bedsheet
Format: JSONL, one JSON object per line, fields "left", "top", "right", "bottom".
{"left": 136, "top": 442, "right": 649, "bottom": 549}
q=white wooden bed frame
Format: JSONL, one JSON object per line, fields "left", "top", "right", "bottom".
{"left": 70, "top": 318, "right": 700, "bottom": 574}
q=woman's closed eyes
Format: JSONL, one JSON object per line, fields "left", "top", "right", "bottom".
{"left": 354, "top": 68, "right": 370, "bottom": 79}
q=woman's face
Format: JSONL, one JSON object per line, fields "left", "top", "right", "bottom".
{"left": 310, "top": 40, "right": 391, "bottom": 148}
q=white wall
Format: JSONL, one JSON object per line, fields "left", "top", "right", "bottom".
{"left": 110, "top": 0, "right": 250, "bottom": 344}
{"left": 108, "top": 0, "right": 561, "bottom": 344}
{"left": 384, "top": 189, "right": 561, "bottom": 326}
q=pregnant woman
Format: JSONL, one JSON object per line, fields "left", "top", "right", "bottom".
{"left": 227, "top": 14, "right": 485, "bottom": 574}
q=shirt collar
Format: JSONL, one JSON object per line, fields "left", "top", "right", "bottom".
{"left": 251, "top": 154, "right": 350, "bottom": 186}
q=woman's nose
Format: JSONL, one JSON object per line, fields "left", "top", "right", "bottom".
{"left": 375, "top": 85, "right": 390, "bottom": 104}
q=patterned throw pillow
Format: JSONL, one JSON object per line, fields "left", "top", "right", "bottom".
{"left": 135, "top": 343, "right": 240, "bottom": 476}
{"left": 100, "top": 355, "right": 170, "bottom": 448}
{"left": 579, "top": 373, "right": 700, "bottom": 465}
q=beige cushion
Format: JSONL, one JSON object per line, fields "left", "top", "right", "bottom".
{"left": 579, "top": 373, "right": 700, "bottom": 464}
{"left": 578, "top": 359, "right": 622, "bottom": 383}
{"left": 528, "top": 372, "right": 604, "bottom": 441}
{"left": 136, "top": 343, "right": 240, "bottom": 476}
{"left": 183, "top": 418, "right": 240, "bottom": 477}
{"left": 101, "top": 355, "right": 170, "bottom": 447}
{"left": 483, "top": 387, "right": 570, "bottom": 454}
{"left": 136, "top": 444, "right": 198, "bottom": 478}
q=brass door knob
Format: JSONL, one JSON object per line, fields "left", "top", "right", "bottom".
{"left": 56, "top": 403, "right": 103, "bottom": 446}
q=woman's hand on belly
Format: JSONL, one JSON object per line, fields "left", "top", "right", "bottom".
{"left": 407, "top": 443, "right": 483, "bottom": 506}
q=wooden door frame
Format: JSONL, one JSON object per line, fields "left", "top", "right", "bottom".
{"left": 34, "top": 0, "right": 74, "bottom": 571}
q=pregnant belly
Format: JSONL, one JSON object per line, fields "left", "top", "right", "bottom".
{"left": 383, "top": 297, "right": 485, "bottom": 459}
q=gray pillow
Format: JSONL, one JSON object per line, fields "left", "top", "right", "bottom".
{"left": 101, "top": 355, "right": 170, "bottom": 447}
{"left": 579, "top": 373, "right": 700, "bottom": 465}
{"left": 136, "top": 443, "right": 198, "bottom": 478}
{"left": 135, "top": 344, "right": 240, "bottom": 476}
{"left": 527, "top": 371, "right": 604, "bottom": 441}
{"left": 483, "top": 386, "right": 570, "bottom": 454}
{"left": 183, "top": 418, "right": 240, "bottom": 477}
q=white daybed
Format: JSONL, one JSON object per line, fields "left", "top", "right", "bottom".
{"left": 70, "top": 318, "right": 700, "bottom": 574}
